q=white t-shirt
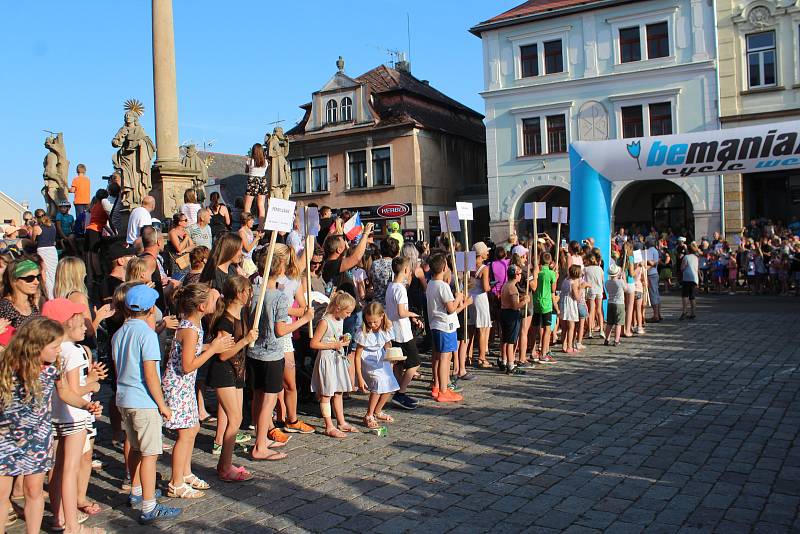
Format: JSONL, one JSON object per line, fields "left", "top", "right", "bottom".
{"left": 246, "top": 157, "right": 267, "bottom": 178}
{"left": 682, "top": 254, "right": 699, "bottom": 283}
{"left": 426, "top": 279, "right": 458, "bottom": 333}
{"left": 646, "top": 247, "right": 660, "bottom": 276}
{"left": 351, "top": 267, "right": 367, "bottom": 284}
{"left": 127, "top": 206, "right": 152, "bottom": 244}
{"left": 583, "top": 265, "right": 604, "bottom": 293}
{"left": 52, "top": 342, "right": 92, "bottom": 423}
{"left": 385, "top": 282, "right": 413, "bottom": 343}
{"left": 180, "top": 203, "right": 201, "bottom": 225}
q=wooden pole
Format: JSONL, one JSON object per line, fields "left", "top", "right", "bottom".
{"left": 448, "top": 231, "right": 461, "bottom": 294}
{"left": 462, "top": 219, "right": 469, "bottom": 339}
{"left": 555, "top": 221, "right": 562, "bottom": 275}
{"left": 304, "top": 207, "right": 314, "bottom": 337}
{"left": 525, "top": 216, "right": 538, "bottom": 316}
{"left": 249, "top": 230, "right": 279, "bottom": 348}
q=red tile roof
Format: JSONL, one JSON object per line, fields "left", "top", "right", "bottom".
{"left": 472, "top": 0, "right": 628, "bottom": 33}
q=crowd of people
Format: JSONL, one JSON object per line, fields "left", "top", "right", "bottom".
{"left": 1, "top": 160, "right": 799, "bottom": 531}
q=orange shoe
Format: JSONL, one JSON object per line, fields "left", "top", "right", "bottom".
{"left": 284, "top": 420, "right": 314, "bottom": 434}
{"left": 431, "top": 387, "right": 439, "bottom": 398}
{"left": 268, "top": 427, "right": 291, "bottom": 443}
{"left": 435, "top": 389, "right": 463, "bottom": 403}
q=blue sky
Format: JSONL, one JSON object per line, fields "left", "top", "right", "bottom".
{"left": 0, "top": 1, "right": 517, "bottom": 209}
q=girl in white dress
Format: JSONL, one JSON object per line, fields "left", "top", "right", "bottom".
{"left": 560, "top": 265, "right": 581, "bottom": 354}
{"left": 354, "top": 302, "right": 398, "bottom": 429}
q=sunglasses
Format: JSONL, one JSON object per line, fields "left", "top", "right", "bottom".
{"left": 17, "top": 274, "right": 39, "bottom": 283}
{"left": 311, "top": 261, "right": 322, "bottom": 266}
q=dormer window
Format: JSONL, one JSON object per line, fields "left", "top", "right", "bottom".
{"left": 325, "top": 99, "right": 338, "bottom": 123}
{"left": 340, "top": 97, "right": 353, "bottom": 121}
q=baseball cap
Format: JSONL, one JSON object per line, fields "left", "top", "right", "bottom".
{"left": 387, "top": 221, "right": 400, "bottom": 232}
{"left": 472, "top": 241, "right": 489, "bottom": 257}
{"left": 507, "top": 264, "right": 522, "bottom": 277}
{"left": 42, "top": 298, "right": 87, "bottom": 324}
{"left": 511, "top": 245, "right": 528, "bottom": 256}
{"left": 125, "top": 284, "right": 159, "bottom": 312}
{"left": 58, "top": 200, "right": 71, "bottom": 207}
{"left": 678, "top": 236, "right": 687, "bottom": 242}
{"left": 108, "top": 241, "right": 135, "bottom": 262}
{"left": 608, "top": 263, "right": 621, "bottom": 277}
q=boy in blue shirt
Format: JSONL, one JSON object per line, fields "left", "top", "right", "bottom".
{"left": 112, "top": 284, "right": 181, "bottom": 524}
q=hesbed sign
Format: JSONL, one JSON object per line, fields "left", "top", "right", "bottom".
{"left": 376, "top": 203, "right": 410, "bottom": 218}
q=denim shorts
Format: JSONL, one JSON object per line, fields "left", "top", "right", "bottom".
{"left": 431, "top": 329, "right": 458, "bottom": 353}
{"left": 577, "top": 302, "right": 588, "bottom": 319}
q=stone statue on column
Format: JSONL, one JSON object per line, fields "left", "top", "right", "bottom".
{"left": 182, "top": 144, "right": 208, "bottom": 192}
{"left": 112, "top": 99, "right": 155, "bottom": 209}
{"left": 42, "top": 132, "right": 69, "bottom": 218}
{"left": 266, "top": 126, "right": 291, "bottom": 200}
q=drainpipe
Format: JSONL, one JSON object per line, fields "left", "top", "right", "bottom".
{"left": 712, "top": 0, "right": 726, "bottom": 237}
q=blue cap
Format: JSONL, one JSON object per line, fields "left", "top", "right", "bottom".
{"left": 125, "top": 284, "right": 158, "bottom": 312}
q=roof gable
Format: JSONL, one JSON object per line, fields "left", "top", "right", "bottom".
{"left": 318, "top": 71, "right": 362, "bottom": 93}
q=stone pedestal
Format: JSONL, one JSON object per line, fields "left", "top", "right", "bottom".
{"left": 151, "top": 163, "right": 200, "bottom": 221}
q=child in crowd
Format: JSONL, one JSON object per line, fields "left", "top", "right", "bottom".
{"left": 249, "top": 252, "right": 314, "bottom": 457}
{"left": 532, "top": 252, "right": 557, "bottom": 363}
{"left": 385, "top": 256, "right": 421, "bottom": 410}
{"left": 162, "top": 284, "right": 233, "bottom": 498}
{"left": 354, "top": 302, "right": 398, "bottom": 428}
{"left": 500, "top": 264, "right": 527, "bottom": 374}
{"left": 560, "top": 265, "right": 581, "bottom": 354}
{"left": 208, "top": 275, "right": 258, "bottom": 481}
{"left": 604, "top": 263, "right": 626, "bottom": 346}
{"left": 112, "top": 284, "right": 181, "bottom": 524}
{"left": 426, "top": 254, "right": 470, "bottom": 403}
{"left": 45, "top": 299, "right": 107, "bottom": 533}
{"left": 584, "top": 253, "right": 604, "bottom": 339}
{"left": 0, "top": 318, "right": 102, "bottom": 534}
{"left": 310, "top": 291, "right": 358, "bottom": 437}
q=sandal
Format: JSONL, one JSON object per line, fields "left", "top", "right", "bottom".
{"left": 266, "top": 439, "right": 286, "bottom": 449}
{"left": 375, "top": 412, "right": 394, "bottom": 423}
{"left": 77, "top": 502, "right": 102, "bottom": 515}
{"left": 325, "top": 427, "right": 348, "bottom": 438}
{"left": 338, "top": 423, "right": 360, "bottom": 433}
{"left": 475, "top": 360, "right": 492, "bottom": 369}
{"left": 167, "top": 482, "right": 205, "bottom": 499}
{"left": 51, "top": 511, "right": 89, "bottom": 531}
{"left": 218, "top": 465, "right": 254, "bottom": 482}
{"left": 250, "top": 448, "right": 288, "bottom": 461}
{"left": 183, "top": 474, "right": 210, "bottom": 490}
{"left": 363, "top": 415, "right": 379, "bottom": 429}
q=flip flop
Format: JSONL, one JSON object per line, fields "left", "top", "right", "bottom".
{"left": 266, "top": 439, "right": 287, "bottom": 449}
{"left": 251, "top": 449, "right": 288, "bottom": 461}
{"left": 77, "top": 502, "right": 102, "bottom": 516}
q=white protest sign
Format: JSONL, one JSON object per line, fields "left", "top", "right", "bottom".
{"left": 633, "top": 250, "right": 643, "bottom": 264}
{"left": 455, "top": 202, "right": 474, "bottom": 221}
{"left": 552, "top": 207, "right": 569, "bottom": 224}
{"left": 447, "top": 210, "right": 461, "bottom": 232}
{"left": 264, "top": 198, "right": 296, "bottom": 232}
{"left": 306, "top": 207, "right": 320, "bottom": 236}
{"left": 455, "top": 251, "right": 477, "bottom": 272}
{"left": 439, "top": 210, "right": 449, "bottom": 233}
{"left": 524, "top": 202, "right": 547, "bottom": 220}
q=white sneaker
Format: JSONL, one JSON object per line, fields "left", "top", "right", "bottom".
{"left": 599, "top": 330, "right": 607, "bottom": 339}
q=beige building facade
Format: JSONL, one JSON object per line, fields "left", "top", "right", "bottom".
{"left": 716, "top": 0, "right": 800, "bottom": 233}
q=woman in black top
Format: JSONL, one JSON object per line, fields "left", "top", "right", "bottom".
{"left": 200, "top": 233, "right": 245, "bottom": 291}
{"left": 208, "top": 192, "right": 231, "bottom": 241}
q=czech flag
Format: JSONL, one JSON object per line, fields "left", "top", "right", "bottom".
{"left": 342, "top": 213, "right": 363, "bottom": 241}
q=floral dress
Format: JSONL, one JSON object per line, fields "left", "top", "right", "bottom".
{"left": 0, "top": 365, "right": 59, "bottom": 475}
{"left": 162, "top": 319, "right": 202, "bottom": 430}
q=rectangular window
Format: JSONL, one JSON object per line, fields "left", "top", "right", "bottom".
{"left": 522, "top": 118, "right": 542, "bottom": 156}
{"left": 619, "top": 26, "right": 642, "bottom": 63}
{"left": 372, "top": 148, "right": 391, "bottom": 186}
{"left": 290, "top": 159, "right": 306, "bottom": 194}
{"left": 520, "top": 44, "right": 538, "bottom": 78}
{"left": 747, "top": 31, "right": 776, "bottom": 88}
{"left": 621, "top": 106, "right": 644, "bottom": 138}
{"left": 543, "top": 40, "right": 564, "bottom": 74}
{"left": 646, "top": 22, "right": 669, "bottom": 59}
{"left": 348, "top": 150, "right": 367, "bottom": 189}
{"left": 649, "top": 102, "right": 673, "bottom": 136}
{"left": 310, "top": 156, "right": 328, "bottom": 192}
{"left": 546, "top": 115, "right": 567, "bottom": 153}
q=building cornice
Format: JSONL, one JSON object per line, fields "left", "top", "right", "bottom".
{"left": 608, "top": 87, "right": 682, "bottom": 102}
{"left": 720, "top": 107, "right": 800, "bottom": 124}
{"left": 480, "top": 60, "right": 715, "bottom": 99}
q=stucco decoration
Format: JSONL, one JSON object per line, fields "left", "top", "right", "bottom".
{"left": 748, "top": 5, "right": 773, "bottom": 27}
{"left": 568, "top": 35, "right": 582, "bottom": 65}
{"left": 596, "top": 29, "right": 612, "bottom": 60}
{"left": 577, "top": 101, "right": 609, "bottom": 141}
{"left": 503, "top": 174, "right": 571, "bottom": 222}
{"left": 676, "top": 15, "right": 690, "bottom": 49}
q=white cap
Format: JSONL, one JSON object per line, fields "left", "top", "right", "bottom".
{"left": 512, "top": 245, "right": 529, "bottom": 256}
{"left": 678, "top": 236, "right": 687, "bottom": 242}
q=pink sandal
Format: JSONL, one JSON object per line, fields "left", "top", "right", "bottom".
{"left": 218, "top": 465, "right": 254, "bottom": 482}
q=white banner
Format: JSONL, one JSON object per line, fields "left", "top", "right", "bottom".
{"left": 571, "top": 120, "right": 800, "bottom": 181}
{"left": 551, "top": 207, "right": 568, "bottom": 224}
{"left": 524, "top": 202, "right": 546, "bottom": 220}
{"left": 455, "top": 202, "right": 474, "bottom": 221}
{"left": 264, "top": 198, "right": 296, "bottom": 232}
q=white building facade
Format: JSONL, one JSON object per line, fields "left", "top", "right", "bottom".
{"left": 471, "top": 0, "right": 722, "bottom": 243}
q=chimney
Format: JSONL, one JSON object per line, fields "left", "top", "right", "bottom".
{"left": 395, "top": 51, "right": 411, "bottom": 73}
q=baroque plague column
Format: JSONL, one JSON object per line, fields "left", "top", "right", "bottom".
{"left": 150, "top": 0, "right": 199, "bottom": 220}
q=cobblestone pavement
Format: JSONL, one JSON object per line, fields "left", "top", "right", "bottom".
{"left": 12, "top": 294, "right": 800, "bottom": 533}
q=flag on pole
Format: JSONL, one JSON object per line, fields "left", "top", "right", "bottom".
{"left": 342, "top": 213, "right": 363, "bottom": 241}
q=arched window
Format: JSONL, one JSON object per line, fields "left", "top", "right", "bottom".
{"left": 325, "top": 99, "right": 337, "bottom": 123}
{"left": 340, "top": 97, "right": 353, "bottom": 122}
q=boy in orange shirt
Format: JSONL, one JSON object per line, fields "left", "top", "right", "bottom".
{"left": 69, "top": 163, "right": 91, "bottom": 217}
